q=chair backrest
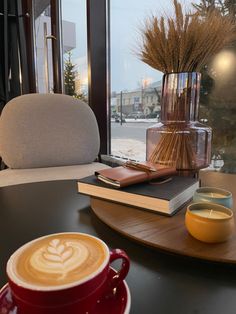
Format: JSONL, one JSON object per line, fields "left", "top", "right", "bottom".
{"left": 0, "top": 93, "right": 100, "bottom": 169}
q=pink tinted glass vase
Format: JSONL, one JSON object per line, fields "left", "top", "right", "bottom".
{"left": 146, "top": 72, "right": 212, "bottom": 174}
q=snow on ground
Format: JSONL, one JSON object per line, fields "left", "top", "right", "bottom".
{"left": 111, "top": 138, "right": 146, "bottom": 161}
{"left": 111, "top": 118, "right": 158, "bottom": 123}
{"left": 111, "top": 138, "right": 222, "bottom": 171}
{"left": 124, "top": 118, "right": 158, "bottom": 123}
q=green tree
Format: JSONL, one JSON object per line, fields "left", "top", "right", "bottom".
{"left": 64, "top": 51, "right": 76, "bottom": 96}
{"left": 193, "top": 0, "right": 236, "bottom": 173}
{"left": 64, "top": 52, "right": 87, "bottom": 102}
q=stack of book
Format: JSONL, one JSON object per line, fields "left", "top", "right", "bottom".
{"left": 77, "top": 162, "right": 199, "bottom": 216}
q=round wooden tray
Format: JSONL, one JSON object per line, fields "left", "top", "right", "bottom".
{"left": 91, "top": 197, "right": 236, "bottom": 264}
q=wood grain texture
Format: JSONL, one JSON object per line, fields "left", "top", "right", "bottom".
{"left": 91, "top": 171, "right": 236, "bottom": 264}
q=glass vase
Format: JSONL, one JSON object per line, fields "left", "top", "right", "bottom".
{"left": 146, "top": 72, "right": 212, "bottom": 174}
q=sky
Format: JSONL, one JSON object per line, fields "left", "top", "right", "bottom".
{"left": 62, "top": 0, "right": 198, "bottom": 92}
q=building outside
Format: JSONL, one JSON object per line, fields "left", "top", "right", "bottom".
{"left": 113, "top": 80, "right": 162, "bottom": 118}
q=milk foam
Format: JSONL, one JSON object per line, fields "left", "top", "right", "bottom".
{"left": 30, "top": 238, "right": 89, "bottom": 279}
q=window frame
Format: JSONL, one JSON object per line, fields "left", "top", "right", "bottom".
{"left": 87, "top": 0, "right": 110, "bottom": 155}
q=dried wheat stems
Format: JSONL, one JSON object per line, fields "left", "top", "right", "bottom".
{"left": 149, "top": 91, "right": 196, "bottom": 170}
{"left": 138, "top": 0, "right": 236, "bottom": 74}
{"left": 149, "top": 126, "right": 196, "bottom": 170}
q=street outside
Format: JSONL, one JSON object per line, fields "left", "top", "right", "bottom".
{"left": 111, "top": 121, "right": 154, "bottom": 161}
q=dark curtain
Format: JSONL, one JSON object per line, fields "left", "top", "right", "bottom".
{"left": 0, "top": 0, "right": 33, "bottom": 112}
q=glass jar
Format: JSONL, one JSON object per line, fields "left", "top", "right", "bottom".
{"left": 146, "top": 72, "right": 212, "bottom": 174}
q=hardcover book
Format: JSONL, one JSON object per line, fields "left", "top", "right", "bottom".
{"left": 78, "top": 175, "right": 199, "bottom": 216}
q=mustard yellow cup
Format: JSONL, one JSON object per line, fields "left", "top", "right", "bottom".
{"left": 185, "top": 202, "right": 234, "bottom": 243}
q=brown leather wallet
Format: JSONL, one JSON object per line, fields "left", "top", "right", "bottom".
{"left": 95, "top": 161, "right": 176, "bottom": 188}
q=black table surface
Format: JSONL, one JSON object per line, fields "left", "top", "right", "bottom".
{"left": 1, "top": 179, "right": 236, "bottom": 314}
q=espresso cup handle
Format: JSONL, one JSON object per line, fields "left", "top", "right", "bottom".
{"left": 109, "top": 249, "right": 130, "bottom": 289}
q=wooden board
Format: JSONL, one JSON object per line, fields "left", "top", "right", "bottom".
{"left": 91, "top": 198, "right": 236, "bottom": 264}
{"left": 90, "top": 172, "right": 236, "bottom": 264}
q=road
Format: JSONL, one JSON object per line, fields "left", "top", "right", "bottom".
{"left": 111, "top": 121, "right": 155, "bottom": 143}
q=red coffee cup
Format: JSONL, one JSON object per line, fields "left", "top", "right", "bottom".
{"left": 6, "top": 232, "right": 130, "bottom": 314}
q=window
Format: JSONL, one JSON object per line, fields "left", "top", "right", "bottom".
{"left": 61, "top": 0, "right": 88, "bottom": 101}
{"left": 110, "top": 1, "right": 171, "bottom": 161}
{"left": 34, "top": 1, "right": 53, "bottom": 93}
{"left": 110, "top": 0, "right": 236, "bottom": 173}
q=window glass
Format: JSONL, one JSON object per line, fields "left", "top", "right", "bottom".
{"left": 34, "top": 0, "right": 88, "bottom": 98}
{"left": 61, "top": 0, "right": 88, "bottom": 101}
{"left": 34, "top": 1, "right": 53, "bottom": 93}
{"left": 110, "top": 0, "right": 236, "bottom": 173}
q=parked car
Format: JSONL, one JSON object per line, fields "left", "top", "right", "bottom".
{"left": 127, "top": 112, "right": 146, "bottom": 119}
{"left": 146, "top": 112, "right": 160, "bottom": 119}
{"left": 113, "top": 113, "right": 126, "bottom": 123}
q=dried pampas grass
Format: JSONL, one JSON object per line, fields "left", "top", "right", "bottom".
{"left": 138, "top": 0, "right": 236, "bottom": 73}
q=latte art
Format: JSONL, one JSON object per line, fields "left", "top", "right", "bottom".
{"left": 30, "top": 238, "right": 89, "bottom": 278}
{"left": 7, "top": 233, "right": 108, "bottom": 289}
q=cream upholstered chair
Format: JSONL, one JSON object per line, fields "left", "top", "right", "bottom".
{"left": 0, "top": 93, "right": 109, "bottom": 187}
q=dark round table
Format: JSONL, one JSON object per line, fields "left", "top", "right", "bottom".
{"left": 1, "top": 178, "right": 236, "bottom": 314}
